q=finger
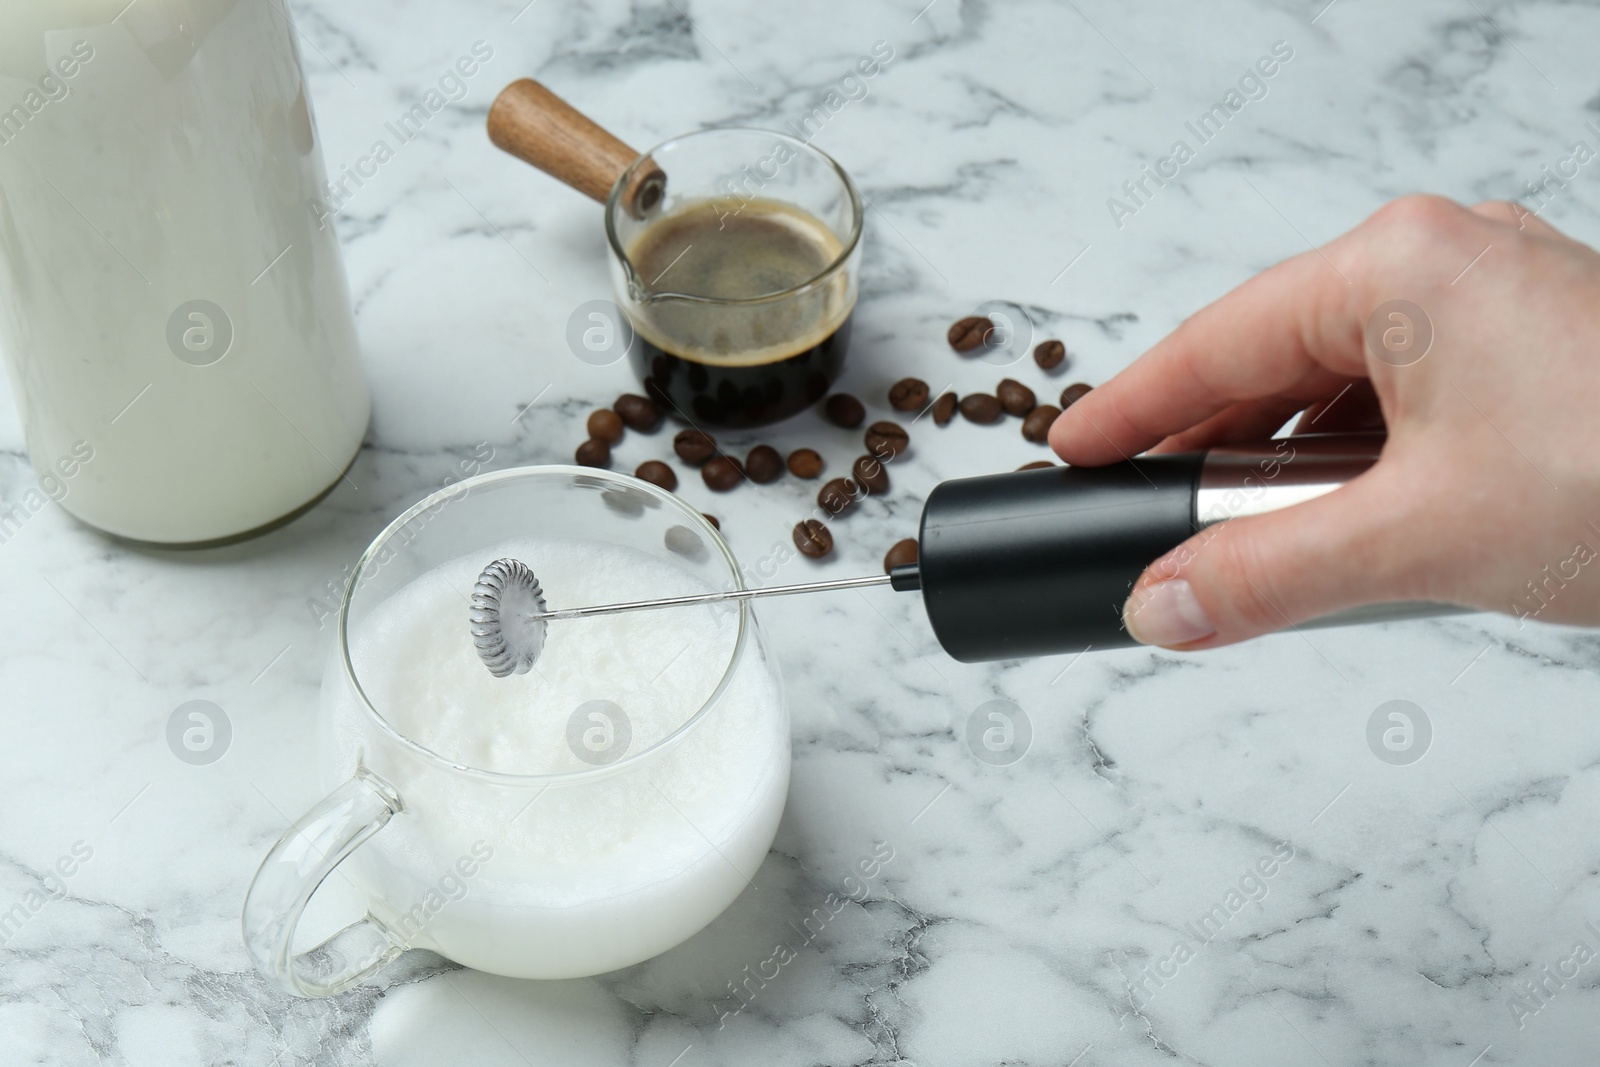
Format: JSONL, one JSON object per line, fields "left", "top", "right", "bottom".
{"left": 1121, "top": 463, "right": 1429, "bottom": 649}
{"left": 1469, "top": 199, "right": 1564, "bottom": 239}
{"left": 1290, "top": 379, "right": 1386, "bottom": 434}
{"left": 1144, "top": 395, "right": 1322, "bottom": 455}
{"left": 1049, "top": 242, "right": 1372, "bottom": 467}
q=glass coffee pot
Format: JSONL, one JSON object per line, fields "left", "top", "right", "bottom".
{"left": 488, "top": 80, "right": 862, "bottom": 428}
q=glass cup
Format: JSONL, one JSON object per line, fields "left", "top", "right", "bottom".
{"left": 242, "top": 466, "right": 790, "bottom": 996}
{"left": 606, "top": 128, "right": 863, "bottom": 429}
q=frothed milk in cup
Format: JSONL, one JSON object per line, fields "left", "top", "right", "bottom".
{"left": 323, "top": 537, "right": 789, "bottom": 979}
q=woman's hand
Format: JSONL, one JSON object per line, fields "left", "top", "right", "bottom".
{"left": 1049, "top": 195, "right": 1600, "bottom": 649}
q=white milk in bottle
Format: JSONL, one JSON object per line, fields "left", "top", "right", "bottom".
{"left": 0, "top": 0, "right": 369, "bottom": 544}
{"left": 324, "top": 538, "right": 790, "bottom": 979}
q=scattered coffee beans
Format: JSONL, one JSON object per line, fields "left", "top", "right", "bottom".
{"left": 787, "top": 448, "right": 824, "bottom": 479}
{"left": 824, "top": 393, "right": 866, "bottom": 428}
{"left": 948, "top": 315, "right": 992, "bottom": 352}
{"left": 601, "top": 486, "right": 646, "bottom": 518}
{"left": 587, "top": 408, "right": 624, "bottom": 444}
{"left": 701, "top": 455, "right": 743, "bottom": 491}
{"left": 634, "top": 460, "right": 677, "bottom": 491}
{"left": 745, "top": 445, "right": 783, "bottom": 484}
{"left": 997, "top": 379, "right": 1036, "bottom": 417}
{"left": 673, "top": 428, "right": 717, "bottom": 465}
{"left": 959, "top": 393, "right": 1003, "bottom": 424}
{"left": 1060, "top": 382, "right": 1093, "bottom": 409}
{"left": 794, "top": 519, "right": 833, "bottom": 558}
{"left": 883, "top": 538, "right": 918, "bottom": 572}
{"left": 1033, "top": 339, "right": 1066, "bottom": 370}
{"left": 889, "top": 377, "right": 930, "bottom": 412}
{"left": 1022, "top": 404, "right": 1060, "bottom": 443}
{"left": 663, "top": 525, "right": 704, "bottom": 558}
{"left": 615, "top": 393, "right": 662, "bottom": 432}
{"left": 853, "top": 454, "right": 889, "bottom": 495}
{"left": 575, "top": 438, "right": 610, "bottom": 468}
{"left": 864, "top": 420, "right": 910, "bottom": 459}
{"left": 703, "top": 513, "right": 720, "bottom": 530}
{"left": 587, "top": 307, "right": 1090, "bottom": 566}
{"left": 818, "top": 477, "right": 860, "bottom": 515}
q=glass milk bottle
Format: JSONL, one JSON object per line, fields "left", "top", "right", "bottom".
{"left": 0, "top": 0, "right": 369, "bottom": 545}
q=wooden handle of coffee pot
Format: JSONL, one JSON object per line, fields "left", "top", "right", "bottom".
{"left": 487, "top": 79, "right": 665, "bottom": 219}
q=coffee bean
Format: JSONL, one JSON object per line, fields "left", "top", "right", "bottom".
{"left": 587, "top": 408, "right": 624, "bottom": 444}
{"left": 864, "top": 420, "right": 909, "bottom": 459}
{"left": 932, "top": 391, "right": 957, "bottom": 426}
{"left": 673, "top": 428, "right": 717, "bottom": 465}
{"left": 793, "top": 519, "right": 833, "bottom": 558}
{"left": 818, "top": 477, "right": 860, "bottom": 515}
{"left": 1017, "top": 460, "right": 1055, "bottom": 471}
{"left": 1022, "top": 404, "right": 1061, "bottom": 443}
{"left": 997, "top": 379, "right": 1036, "bottom": 417}
{"left": 852, "top": 454, "right": 889, "bottom": 495}
{"left": 787, "top": 448, "right": 824, "bottom": 479}
{"left": 575, "top": 438, "right": 610, "bottom": 468}
{"left": 959, "top": 393, "right": 1003, "bottom": 424}
{"left": 634, "top": 460, "right": 677, "bottom": 491}
{"left": 1033, "top": 339, "right": 1066, "bottom": 370}
{"left": 948, "top": 315, "right": 993, "bottom": 352}
{"left": 601, "top": 487, "right": 645, "bottom": 518}
{"left": 824, "top": 393, "right": 866, "bottom": 428}
{"left": 664, "top": 525, "right": 707, "bottom": 559}
{"left": 888, "top": 377, "right": 929, "bottom": 412}
{"left": 883, "top": 538, "right": 918, "bottom": 573}
{"left": 1059, "top": 382, "right": 1094, "bottom": 409}
{"left": 703, "top": 513, "right": 720, "bottom": 530}
{"left": 615, "top": 393, "right": 662, "bottom": 433}
{"left": 702, "top": 455, "right": 743, "bottom": 491}
{"left": 745, "top": 445, "right": 783, "bottom": 484}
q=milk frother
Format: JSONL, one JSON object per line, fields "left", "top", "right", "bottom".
{"left": 472, "top": 432, "right": 1459, "bottom": 673}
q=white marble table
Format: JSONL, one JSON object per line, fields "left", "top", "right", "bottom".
{"left": 6, "top": 0, "right": 1600, "bottom": 1063}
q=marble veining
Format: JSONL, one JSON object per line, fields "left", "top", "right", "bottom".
{"left": 6, "top": 0, "right": 1600, "bottom": 1063}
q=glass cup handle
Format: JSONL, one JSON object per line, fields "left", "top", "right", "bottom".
{"left": 241, "top": 769, "right": 407, "bottom": 997}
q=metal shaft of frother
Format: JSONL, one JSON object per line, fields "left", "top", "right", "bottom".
{"left": 525, "top": 572, "right": 896, "bottom": 622}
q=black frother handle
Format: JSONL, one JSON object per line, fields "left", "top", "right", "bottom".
{"left": 914, "top": 456, "right": 1205, "bottom": 662}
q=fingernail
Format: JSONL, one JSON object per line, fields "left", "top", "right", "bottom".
{"left": 1124, "top": 579, "right": 1216, "bottom": 647}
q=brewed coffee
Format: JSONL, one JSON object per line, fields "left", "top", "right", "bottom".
{"left": 626, "top": 197, "right": 855, "bottom": 428}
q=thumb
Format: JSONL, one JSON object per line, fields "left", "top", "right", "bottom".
{"left": 1122, "top": 467, "right": 1425, "bottom": 649}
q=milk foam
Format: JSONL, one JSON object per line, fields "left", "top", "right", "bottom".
{"left": 322, "top": 538, "right": 790, "bottom": 978}
{"left": 353, "top": 538, "right": 739, "bottom": 775}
